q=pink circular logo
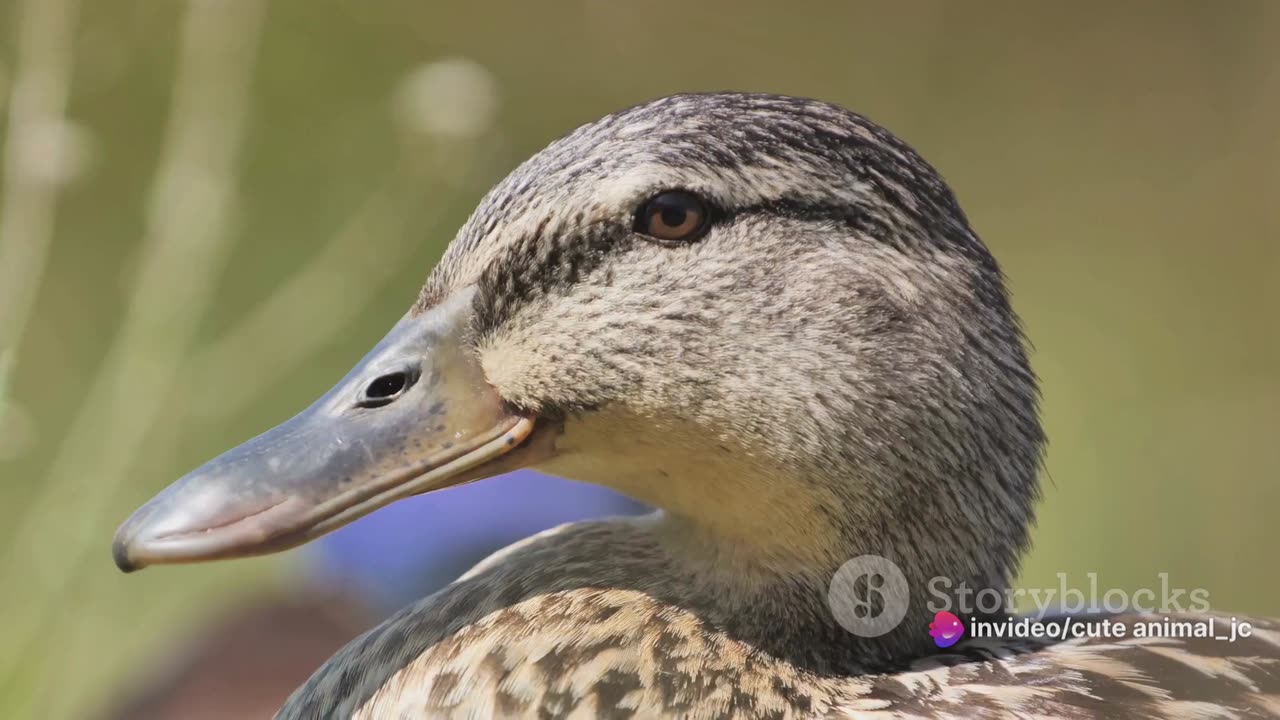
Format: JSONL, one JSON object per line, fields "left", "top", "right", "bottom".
{"left": 928, "top": 611, "right": 965, "bottom": 648}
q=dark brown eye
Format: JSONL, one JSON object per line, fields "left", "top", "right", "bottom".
{"left": 634, "top": 191, "right": 711, "bottom": 243}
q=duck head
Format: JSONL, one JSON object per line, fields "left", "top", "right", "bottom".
{"left": 114, "top": 94, "right": 1044, "bottom": 652}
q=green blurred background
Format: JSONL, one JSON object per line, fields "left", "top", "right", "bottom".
{"left": 1, "top": 0, "right": 1277, "bottom": 717}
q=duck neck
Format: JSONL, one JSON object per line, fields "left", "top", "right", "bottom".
{"left": 634, "top": 465, "right": 1024, "bottom": 671}
{"left": 543, "top": 410, "right": 1031, "bottom": 668}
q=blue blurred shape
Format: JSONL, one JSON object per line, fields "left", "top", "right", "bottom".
{"left": 306, "top": 470, "right": 648, "bottom": 612}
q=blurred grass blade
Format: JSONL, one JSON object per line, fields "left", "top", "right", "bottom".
{"left": 0, "top": 0, "right": 80, "bottom": 429}
{"left": 0, "top": 1, "right": 267, "bottom": 716}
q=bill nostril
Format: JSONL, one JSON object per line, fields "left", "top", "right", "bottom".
{"left": 368, "top": 372, "right": 407, "bottom": 398}
{"left": 358, "top": 368, "right": 418, "bottom": 408}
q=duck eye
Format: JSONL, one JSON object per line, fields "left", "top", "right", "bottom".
{"left": 634, "top": 191, "right": 710, "bottom": 243}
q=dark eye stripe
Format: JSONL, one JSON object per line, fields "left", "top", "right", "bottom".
{"left": 728, "top": 198, "right": 899, "bottom": 244}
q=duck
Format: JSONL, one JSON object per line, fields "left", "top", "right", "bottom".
{"left": 112, "top": 92, "right": 1279, "bottom": 719}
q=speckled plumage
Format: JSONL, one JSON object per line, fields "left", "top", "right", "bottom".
{"left": 274, "top": 94, "right": 1278, "bottom": 718}
{"left": 285, "top": 523, "right": 1280, "bottom": 719}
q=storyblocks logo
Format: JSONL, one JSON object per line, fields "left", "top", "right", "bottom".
{"left": 926, "top": 572, "right": 1212, "bottom": 620}
{"left": 827, "top": 555, "right": 1225, "bottom": 643}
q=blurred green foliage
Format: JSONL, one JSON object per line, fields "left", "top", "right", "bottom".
{"left": 0, "top": 1, "right": 1277, "bottom": 717}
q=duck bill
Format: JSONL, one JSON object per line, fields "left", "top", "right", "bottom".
{"left": 112, "top": 289, "right": 547, "bottom": 572}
